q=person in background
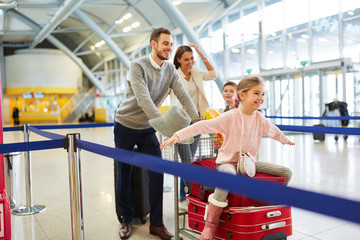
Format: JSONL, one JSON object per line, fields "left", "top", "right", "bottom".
{"left": 161, "top": 76, "right": 294, "bottom": 240}
{"left": 170, "top": 43, "right": 217, "bottom": 209}
{"left": 324, "top": 98, "right": 349, "bottom": 141}
{"left": 221, "top": 81, "right": 239, "bottom": 112}
{"left": 12, "top": 106, "right": 20, "bottom": 125}
{"left": 114, "top": 28, "right": 200, "bottom": 240}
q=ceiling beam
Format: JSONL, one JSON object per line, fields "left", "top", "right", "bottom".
{"left": 198, "top": 0, "right": 244, "bottom": 35}
{"left": 74, "top": 9, "right": 131, "bottom": 69}
{"left": 155, "top": 0, "right": 224, "bottom": 91}
{"left": 8, "top": 9, "right": 106, "bottom": 94}
{"left": 29, "top": 0, "right": 84, "bottom": 49}
{"left": 73, "top": 0, "right": 141, "bottom": 54}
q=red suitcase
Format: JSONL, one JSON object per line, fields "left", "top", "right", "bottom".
{"left": 187, "top": 158, "right": 286, "bottom": 207}
{"left": 188, "top": 195, "right": 292, "bottom": 240}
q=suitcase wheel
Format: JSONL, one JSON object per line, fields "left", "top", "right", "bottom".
{"left": 184, "top": 185, "right": 189, "bottom": 194}
{"left": 227, "top": 231, "right": 233, "bottom": 238}
{"left": 193, "top": 206, "right": 198, "bottom": 213}
{"left": 193, "top": 221, "right": 198, "bottom": 229}
{"left": 226, "top": 213, "right": 231, "bottom": 220}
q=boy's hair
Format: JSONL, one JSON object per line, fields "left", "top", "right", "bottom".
{"left": 236, "top": 76, "right": 264, "bottom": 95}
{"left": 173, "top": 45, "right": 193, "bottom": 69}
{"left": 222, "top": 81, "right": 237, "bottom": 90}
{"left": 150, "top": 28, "right": 171, "bottom": 44}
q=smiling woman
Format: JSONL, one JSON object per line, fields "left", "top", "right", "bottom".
{"left": 169, "top": 42, "right": 218, "bottom": 205}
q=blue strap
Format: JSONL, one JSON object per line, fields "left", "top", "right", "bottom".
{"left": 76, "top": 139, "right": 360, "bottom": 225}
{"left": 28, "top": 126, "right": 65, "bottom": 140}
{"left": 3, "top": 123, "right": 114, "bottom": 132}
{"left": 0, "top": 139, "right": 64, "bottom": 154}
{"left": 267, "top": 115, "right": 360, "bottom": 120}
{"left": 277, "top": 125, "right": 360, "bottom": 135}
{"left": 3, "top": 126, "right": 22, "bottom": 132}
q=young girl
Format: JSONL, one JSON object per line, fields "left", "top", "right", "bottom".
{"left": 161, "top": 76, "right": 295, "bottom": 240}
{"left": 222, "top": 81, "right": 239, "bottom": 112}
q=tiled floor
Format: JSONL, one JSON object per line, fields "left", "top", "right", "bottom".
{"left": 3, "top": 126, "right": 360, "bottom": 240}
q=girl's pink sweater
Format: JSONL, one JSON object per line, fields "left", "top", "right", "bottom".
{"left": 175, "top": 109, "right": 289, "bottom": 165}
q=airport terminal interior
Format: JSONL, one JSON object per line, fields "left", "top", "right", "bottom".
{"left": 1, "top": 0, "right": 360, "bottom": 239}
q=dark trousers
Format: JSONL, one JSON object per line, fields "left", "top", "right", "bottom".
{"left": 114, "top": 122, "right": 163, "bottom": 226}
{"left": 177, "top": 134, "right": 200, "bottom": 200}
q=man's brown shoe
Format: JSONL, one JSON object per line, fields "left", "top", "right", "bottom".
{"left": 119, "top": 222, "right": 132, "bottom": 239}
{"left": 149, "top": 225, "right": 174, "bottom": 240}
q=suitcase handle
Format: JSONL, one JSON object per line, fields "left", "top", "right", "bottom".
{"left": 266, "top": 210, "right": 281, "bottom": 218}
{"left": 261, "top": 221, "right": 286, "bottom": 230}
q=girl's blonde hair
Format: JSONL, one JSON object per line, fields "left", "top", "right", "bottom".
{"left": 236, "top": 76, "right": 264, "bottom": 101}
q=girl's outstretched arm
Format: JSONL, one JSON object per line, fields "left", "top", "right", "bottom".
{"left": 160, "top": 134, "right": 180, "bottom": 149}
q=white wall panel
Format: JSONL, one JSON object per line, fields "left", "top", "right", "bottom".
{"left": 5, "top": 49, "right": 82, "bottom": 89}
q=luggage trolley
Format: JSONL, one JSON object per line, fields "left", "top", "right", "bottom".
{"left": 323, "top": 101, "right": 350, "bottom": 141}
{"left": 161, "top": 135, "right": 218, "bottom": 240}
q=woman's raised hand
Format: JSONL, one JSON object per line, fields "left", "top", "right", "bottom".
{"left": 160, "top": 134, "right": 180, "bottom": 149}
{"left": 188, "top": 43, "right": 201, "bottom": 52}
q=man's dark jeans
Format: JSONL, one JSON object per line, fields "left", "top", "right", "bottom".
{"left": 114, "top": 122, "right": 163, "bottom": 226}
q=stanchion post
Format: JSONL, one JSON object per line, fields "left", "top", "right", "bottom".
{"left": 64, "top": 133, "right": 84, "bottom": 240}
{"left": 13, "top": 123, "right": 46, "bottom": 215}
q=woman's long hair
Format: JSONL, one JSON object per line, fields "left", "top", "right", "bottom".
{"left": 173, "top": 45, "right": 193, "bottom": 69}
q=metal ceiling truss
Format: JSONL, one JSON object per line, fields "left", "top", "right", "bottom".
{"left": 29, "top": 0, "right": 85, "bottom": 49}
{"left": 7, "top": 9, "right": 106, "bottom": 93}
{"left": 74, "top": 9, "right": 131, "bottom": 69}
{"left": 73, "top": 0, "right": 142, "bottom": 55}
{"left": 155, "top": 0, "right": 225, "bottom": 90}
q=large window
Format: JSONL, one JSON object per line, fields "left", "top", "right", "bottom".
{"left": 343, "top": 13, "right": 360, "bottom": 61}
{"left": 286, "top": 29, "right": 309, "bottom": 68}
{"left": 284, "top": 0, "right": 309, "bottom": 29}
{"left": 243, "top": 5, "right": 259, "bottom": 74}
{"left": 312, "top": 22, "right": 339, "bottom": 62}
{"left": 310, "top": 0, "right": 338, "bottom": 22}
{"left": 265, "top": 34, "right": 283, "bottom": 69}
{"left": 227, "top": 12, "right": 243, "bottom": 76}
{"left": 264, "top": 0, "right": 283, "bottom": 35}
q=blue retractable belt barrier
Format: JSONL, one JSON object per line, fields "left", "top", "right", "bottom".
{"left": 2, "top": 125, "right": 360, "bottom": 225}
{"left": 76, "top": 138, "right": 360, "bottom": 225}
{"left": 0, "top": 139, "right": 64, "bottom": 154}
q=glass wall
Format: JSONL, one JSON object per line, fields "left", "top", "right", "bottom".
{"left": 109, "top": 0, "right": 360, "bottom": 122}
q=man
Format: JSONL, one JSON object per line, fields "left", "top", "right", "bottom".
{"left": 114, "top": 27, "right": 200, "bottom": 240}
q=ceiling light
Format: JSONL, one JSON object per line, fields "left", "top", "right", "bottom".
{"left": 131, "top": 21, "right": 140, "bottom": 28}
{"left": 347, "top": 39, "right": 353, "bottom": 44}
{"left": 95, "top": 40, "right": 105, "bottom": 48}
{"left": 115, "top": 19, "right": 124, "bottom": 25}
{"left": 231, "top": 48, "right": 240, "bottom": 53}
{"left": 268, "top": 50, "right": 274, "bottom": 55}
{"left": 123, "top": 26, "right": 132, "bottom": 32}
{"left": 318, "top": 37, "right": 327, "bottom": 43}
{"left": 123, "top": 13, "right": 132, "bottom": 20}
{"left": 290, "top": 51, "right": 296, "bottom": 55}
{"left": 247, "top": 49, "right": 257, "bottom": 55}
{"left": 348, "top": 10, "right": 354, "bottom": 16}
{"left": 90, "top": 45, "right": 95, "bottom": 51}
{"left": 173, "top": 0, "right": 182, "bottom": 5}
{"left": 301, "top": 34, "right": 309, "bottom": 39}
